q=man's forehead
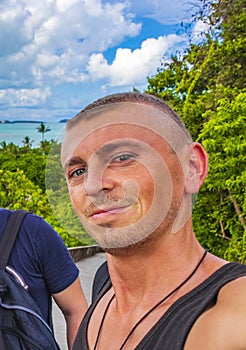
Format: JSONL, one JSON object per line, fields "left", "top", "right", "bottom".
{"left": 61, "top": 102, "right": 188, "bottom": 163}
{"left": 69, "top": 102, "right": 169, "bottom": 134}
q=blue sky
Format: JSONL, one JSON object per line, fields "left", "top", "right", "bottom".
{"left": 0, "top": 0, "right": 205, "bottom": 122}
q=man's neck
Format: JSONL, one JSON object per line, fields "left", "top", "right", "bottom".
{"left": 105, "top": 231, "right": 205, "bottom": 313}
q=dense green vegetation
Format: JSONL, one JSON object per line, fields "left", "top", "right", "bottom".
{"left": 146, "top": 0, "right": 245, "bottom": 262}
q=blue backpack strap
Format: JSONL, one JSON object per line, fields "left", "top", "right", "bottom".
{"left": 0, "top": 210, "right": 29, "bottom": 270}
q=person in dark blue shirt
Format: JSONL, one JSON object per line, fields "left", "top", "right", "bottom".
{"left": 0, "top": 209, "right": 88, "bottom": 350}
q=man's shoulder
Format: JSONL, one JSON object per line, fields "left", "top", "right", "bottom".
{"left": 218, "top": 273, "right": 246, "bottom": 306}
{"left": 208, "top": 261, "right": 246, "bottom": 306}
{"left": 185, "top": 264, "right": 246, "bottom": 350}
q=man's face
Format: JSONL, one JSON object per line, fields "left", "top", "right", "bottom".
{"left": 61, "top": 103, "right": 188, "bottom": 251}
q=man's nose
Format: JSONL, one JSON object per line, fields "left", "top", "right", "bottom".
{"left": 85, "top": 162, "right": 114, "bottom": 196}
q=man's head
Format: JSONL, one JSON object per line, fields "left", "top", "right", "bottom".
{"left": 61, "top": 92, "right": 208, "bottom": 255}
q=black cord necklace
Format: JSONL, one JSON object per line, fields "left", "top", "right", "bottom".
{"left": 93, "top": 249, "right": 207, "bottom": 350}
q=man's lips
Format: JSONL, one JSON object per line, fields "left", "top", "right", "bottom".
{"left": 89, "top": 205, "right": 132, "bottom": 219}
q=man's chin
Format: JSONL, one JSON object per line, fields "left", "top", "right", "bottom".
{"left": 85, "top": 217, "right": 169, "bottom": 256}
{"left": 98, "top": 234, "right": 154, "bottom": 257}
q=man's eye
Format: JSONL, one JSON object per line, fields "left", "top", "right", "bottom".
{"left": 69, "top": 167, "right": 86, "bottom": 178}
{"left": 112, "top": 153, "right": 134, "bottom": 162}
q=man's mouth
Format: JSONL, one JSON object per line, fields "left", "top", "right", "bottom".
{"left": 89, "top": 205, "right": 132, "bottom": 219}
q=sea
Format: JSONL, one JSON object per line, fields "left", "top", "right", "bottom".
{"left": 0, "top": 122, "right": 66, "bottom": 148}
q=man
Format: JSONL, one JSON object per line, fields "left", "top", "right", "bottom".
{"left": 61, "top": 92, "right": 246, "bottom": 350}
{"left": 0, "top": 209, "right": 88, "bottom": 350}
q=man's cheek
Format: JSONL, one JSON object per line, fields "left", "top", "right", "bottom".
{"left": 69, "top": 188, "right": 82, "bottom": 211}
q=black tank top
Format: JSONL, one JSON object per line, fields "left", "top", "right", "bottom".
{"left": 73, "top": 262, "right": 246, "bottom": 350}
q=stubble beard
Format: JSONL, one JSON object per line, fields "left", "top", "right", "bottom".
{"left": 86, "top": 203, "right": 181, "bottom": 257}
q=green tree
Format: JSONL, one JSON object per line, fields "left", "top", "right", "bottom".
{"left": 0, "top": 169, "right": 49, "bottom": 215}
{"left": 0, "top": 148, "right": 47, "bottom": 192}
{"left": 4, "top": 142, "right": 19, "bottom": 156}
{"left": 40, "top": 139, "right": 54, "bottom": 155}
{"left": 194, "top": 88, "right": 246, "bottom": 262}
{"left": 22, "top": 136, "right": 34, "bottom": 149}
{"left": 37, "top": 122, "right": 51, "bottom": 141}
{"left": 146, "top": 0, "right": 245, "bottom": 139}
{"left": 0, "top": 168, "right": 84, "bottom": 247}
{"left": 0, "top": 141, "right": 8, "bottom": 150}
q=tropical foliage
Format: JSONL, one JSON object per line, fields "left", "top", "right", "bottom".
{"left": 37, "top": 122, "right": 51, "bottom": 140}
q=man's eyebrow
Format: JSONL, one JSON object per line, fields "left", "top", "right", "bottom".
{"left": 63, "top": 156, "right": 85, "bottom": 172}
{"left": 63, "top": 140, "right": 143, "bottom": 171}
{"left": 95, "top": 140, "right": 142, "bottom": 157}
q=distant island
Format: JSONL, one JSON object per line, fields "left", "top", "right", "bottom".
{"left": 1, "top": 119, "right": 68, "bottom": 124}
{"left": 1, "top": 120, "right": 43, "bottom": 124}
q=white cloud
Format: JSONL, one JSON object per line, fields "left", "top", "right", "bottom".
{"left": 0, "top": 0, "right": 196, "bottom": 121}
{"left": 0, "top": 0, "right": 141, "bottom": 87}
{"left": 108, "top": 0, "right": 202, "bottom": 25}
{"left": 0, "top": 3, "right": 33, "bottom": 57}
{"left": 87, "top": 34, "right": 186, "bottom": 86}
{"left": 0, "top": 88, "right": 51, "bottom": 107}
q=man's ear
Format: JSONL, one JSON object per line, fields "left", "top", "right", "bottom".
{"left": 184, "top": 142, "right": 208, "bottom": 194}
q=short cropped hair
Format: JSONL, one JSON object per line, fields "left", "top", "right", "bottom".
{"left": 66, "top": 92, "right": 192, "bottom": 142}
